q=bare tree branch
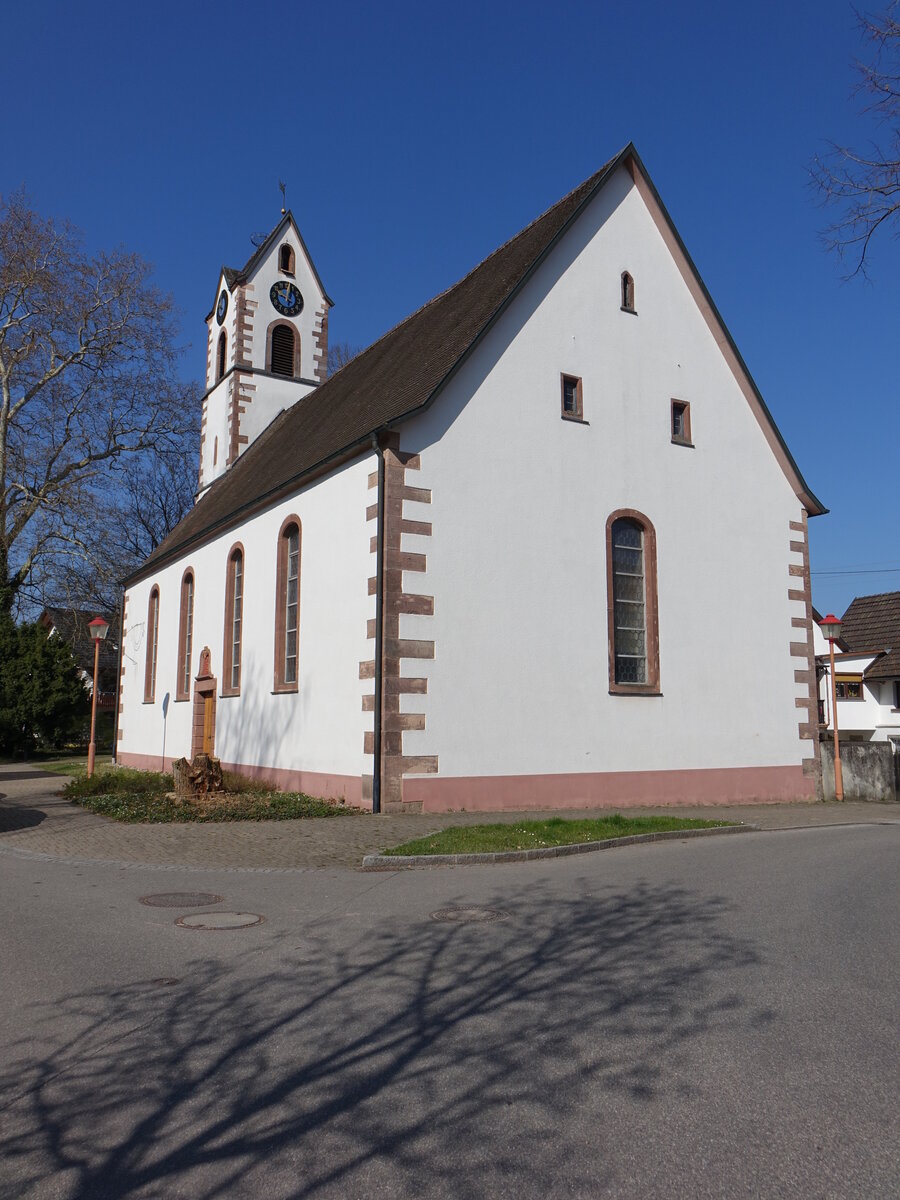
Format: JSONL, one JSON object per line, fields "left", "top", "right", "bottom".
{"left": 811, "top": 3, "right": 900, "bottom": 276}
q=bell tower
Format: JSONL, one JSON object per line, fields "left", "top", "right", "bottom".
{"left": 197, "top": 213, "right": 333, "bottom": 494}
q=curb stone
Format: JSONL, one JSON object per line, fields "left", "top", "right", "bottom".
{"left": 361, "top": 821, "right": 758, "bottom": 870}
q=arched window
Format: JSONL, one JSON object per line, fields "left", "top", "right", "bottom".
{"left": 176, "top": 569, "right": 195, "bottom": 701}
{"left": 274, "top": 517, "right": 301, "bottom": 692}
{"left": 144, "top": 586, "right": 160, "bottom": 702}
{"left": 621, "top": 271, "right": 635, "bottom": 312}
{"left": 279, "top": 244, "right": 295, "bottom": 273}
{"left": 606, "top": 511, "right": 660, "bottom": 694}
{"left": 269, "top": 323, "right": 296, "bottom": 377}
{"left": 222, "top": 544, "right": 244, "bottom": 696}
{"left": 216, "top": 331, "right": 227, "bottom": 381}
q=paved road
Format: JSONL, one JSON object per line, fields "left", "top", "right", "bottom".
{"left": 3, "top": 761, "right": 899, "bottom": 870}
{"left": 1, "top": 806, "right": 897, "bottom": 1198}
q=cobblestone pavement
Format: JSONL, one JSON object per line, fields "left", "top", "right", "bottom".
{"left": 1, "top": 762, "right": 898, "bottom": 872}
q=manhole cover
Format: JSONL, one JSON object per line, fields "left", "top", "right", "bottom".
{"left": 175, "top": 912, "right": 264, "bottom": 930}
{"left": 140, "top": 892, "right": 223, "bottom": 908}
{"left": 429, "top": 906, "right": 508, "bottom": 924}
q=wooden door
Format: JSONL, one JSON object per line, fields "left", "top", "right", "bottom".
{"left": 202, "top": 693, "right": 215, "bottom": 755}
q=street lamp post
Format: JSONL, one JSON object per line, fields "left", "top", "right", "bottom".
{"left": 87, "top": 616, "right": 110, "bottom": 779}
{"left": 819, "top": 613, "right": 844, "bottom": 802}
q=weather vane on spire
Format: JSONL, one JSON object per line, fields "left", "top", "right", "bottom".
{"left": 279, "top": 180, "right": 287, "bottom": 215}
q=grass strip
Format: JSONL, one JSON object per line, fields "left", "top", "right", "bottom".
{"left": 383, "top": 814, "right": 735, "bottom": 856}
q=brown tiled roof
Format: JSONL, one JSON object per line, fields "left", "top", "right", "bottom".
{"left": 138, "top": 152, "right": 624, "bottom": 581}
{"left": 132, "top": 144, "right": 823, "bottom": 584}
{"left": 840, "top": 591, "right": 900, "bottom": 680}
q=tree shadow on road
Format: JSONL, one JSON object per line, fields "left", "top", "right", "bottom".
{"left": 0, "top": 878, "right": 768, "bottom": 1199}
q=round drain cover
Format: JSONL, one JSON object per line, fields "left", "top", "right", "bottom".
{"left": 176, "top": 911, "right": 263, "bottom": 930}
{"left": 430, "top": 906, "right": 508, "bottom": 924}
{"left": 140, "top": 892, "right": 223, "bottom": 908}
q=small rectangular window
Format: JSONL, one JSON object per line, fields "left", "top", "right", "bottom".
{"left": 671, "top": 399, "right": 692, "bottom": 446}
{"left": 561, "top": 374, "right": 583, "bottom": 421}
{"left": 835, "top": 675, "right": 863, "bottom": 700}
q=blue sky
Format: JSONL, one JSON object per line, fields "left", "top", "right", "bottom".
{"left": 5, "top": 0, "right": 898, "bottom": 617}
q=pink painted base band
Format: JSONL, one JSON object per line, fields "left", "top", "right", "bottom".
{"left": 404, "top": 764, "right": 816, "bottom": 812}
{"left": 116, "top": 752, "right": 365, "bottom": 807}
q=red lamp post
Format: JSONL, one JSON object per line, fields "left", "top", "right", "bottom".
{"left": 819, "top": 613, "right": 844, "bottom": 801}
{"left": 86, "top": 616, "right": 109, "bottom": 779}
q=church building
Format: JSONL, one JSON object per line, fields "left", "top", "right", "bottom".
{"left": 117, "top": 144, "right": 826, "bottom": 812}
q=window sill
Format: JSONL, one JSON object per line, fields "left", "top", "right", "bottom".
{"left": 561, "top": 414, "right": 589, "bottom": 425}
{"left": 671, "top": 437, "right": 694, "bottom": 448}
{"left": 620, "top": 306, "right": 637, "bottom": 315}
{"left": 608, "top": 688, "right": 663, "bottom": 697}
{"left": 172, "top": 696, "right": 189, "bottom": 703}
{"left": 271, "top": 685, "right": 299, "bottom": 695}
{"left": 220, "top": 690, "right": 240, "bottom": 699}
{"left": 142, "top": 699, "right": 155, "bottom": 705}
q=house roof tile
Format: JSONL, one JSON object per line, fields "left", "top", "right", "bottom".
{"left": 840, "top": 591, "right": 900, "bottom": 680}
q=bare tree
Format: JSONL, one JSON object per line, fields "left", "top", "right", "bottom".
{"left": 54, "top": 406, "right": 201, "bottom": 613}
{"left": 812, "top": 3, "right": 900, "bottom": 276}
{"left": 0, "top": 190, "right": 194, "bottom": 615}
{"left": 327, "top": 340, "right": 362, "bottom": 377}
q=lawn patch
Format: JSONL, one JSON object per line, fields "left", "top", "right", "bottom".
{"left": 383, "top": 814, "right": 735, "bottom": 856}
{"left": 63, "top": 766, "right": 356, "bottom": 822}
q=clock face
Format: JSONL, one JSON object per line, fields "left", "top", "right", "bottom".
{"left": 216, "top": 290, "right": 228, "bottom": 325}
{"left": 270, "top": 281, "right": 304, "bottom": 317}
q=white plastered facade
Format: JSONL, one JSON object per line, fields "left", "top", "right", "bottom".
{"left": 118, "top": 454, "right": 374, "bottom": 800}
{"left": 392, "top": 166, "right": 816, "bottom": 805}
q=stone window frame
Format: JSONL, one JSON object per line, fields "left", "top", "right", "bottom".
{"left": 144, "top": 585, "right": 160, "bottom": 703}
{"left": 222, "top": 542, "right": 245, "bottom": 697}
{"left": 176, "top": 568, "right": 195, "bottom": 701}
{"left": 266, "top": 319, "right": 301, "bottom": 379}
{"left": 671, "top": 398, "right": 693, "bottom": 447}
{"left": 279, "top": 243, "right": 295, "bottom": 275}
{"left": 621, "top": 271, "right": 636, "bottom": 313}
{"left": 216, "top": 331, "right": 227, "bottom": 381}
{"left": 560, "top": 373, "right": 584, "bottom": 422}
{"left": 606, "top": 509, "right": 661, "bottom": 696}
{"left": 273, "top": 515, "right": 301, "bottom": 694}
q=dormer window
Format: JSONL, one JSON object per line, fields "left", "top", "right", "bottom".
{"left": 621, "top": 271, "right": 635, "bottom": 313}
{"left": 279, "top": 244, "right": 295, "bottom": 274}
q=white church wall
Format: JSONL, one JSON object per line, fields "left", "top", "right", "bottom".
{"left": 395, "top": 164, "right": 815, "bottom": 807}
{"left": 119, "top": 452, "right": 375, "bottom": 802}
{"left": 240, "top": 376, "right": 318, "bottom": 447}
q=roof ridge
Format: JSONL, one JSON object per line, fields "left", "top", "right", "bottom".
{"left": 845, "top": 589, "right": 900, "bottom": 604}
{"left": 311, "top": 159, "right": 617, "bottom": 378}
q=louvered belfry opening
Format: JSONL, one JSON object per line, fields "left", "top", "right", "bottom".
{"left": 270, "top": 324, "right": 295, "bottom": 377}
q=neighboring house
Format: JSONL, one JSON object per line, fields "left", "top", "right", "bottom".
{"left": 816, "top": 592, "right": 900, "bottom": 749}
{"left": 39, "top": 607, "right": 120, "bottom": 709}
{"left": 117, "top": 143, "right": 826, "bottom": 812}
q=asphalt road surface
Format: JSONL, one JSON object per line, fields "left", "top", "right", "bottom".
{"left": 1, "top": 823, "right": 897, "bottom": 1199}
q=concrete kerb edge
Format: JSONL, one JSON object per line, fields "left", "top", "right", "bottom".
{"left": 361, "top": 821, "right": 759, "bottom": 870}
